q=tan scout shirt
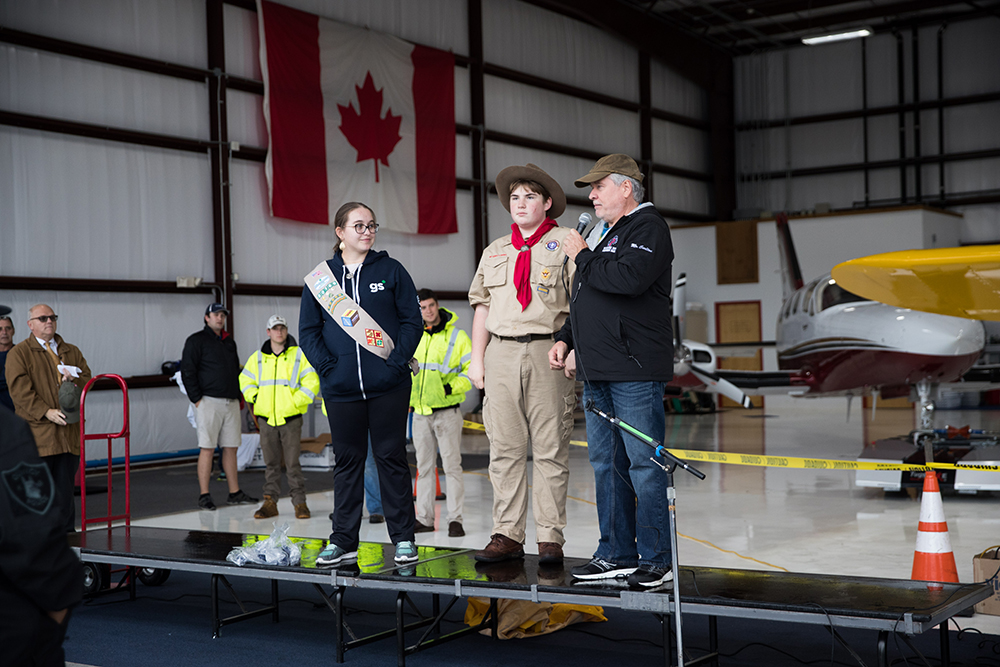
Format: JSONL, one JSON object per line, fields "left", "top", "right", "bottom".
{"left": 468, "top": 226, "right": 576, "bottom": 337}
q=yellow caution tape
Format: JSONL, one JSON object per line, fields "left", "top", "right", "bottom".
{"left": 462, "top": 419, "right": 588, "bottom": 447}
{"left": 461, "top": 420, "right": 1000, "bottom": 472}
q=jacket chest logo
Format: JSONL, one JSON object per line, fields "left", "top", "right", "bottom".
{"left": 602, "top": 235, "right": 619, "bottom": 253}
{"left": 2, "top": 462, "right": 55, "bottom": 516}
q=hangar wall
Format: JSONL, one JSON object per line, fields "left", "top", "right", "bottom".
{"left": 733, "top": 19, "right": 1000, "bottom": 243}
{"left": 0, "top": 0, "right": 710, "bottom": 458}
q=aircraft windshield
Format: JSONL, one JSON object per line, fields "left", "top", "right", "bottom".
{"left": 821, "top": 281, "right": 867, "bottom": 311}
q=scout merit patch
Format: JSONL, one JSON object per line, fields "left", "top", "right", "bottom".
{"left": 537, "top": 285, "right": 550, "bottom": 295}
{"left": 341, "top": 309, "right": 360, "bottom": 327}
{"left": 540, "top": 268, "right": 551, "bottom": 281}
{"left": 545, "top": 240, "right": 559, "bottom": 251}
{"left": 2, "top": 461, "right": 55, "bottom": 516}
{"left": 365, "top": 329, "right": 385, "bottom": 348}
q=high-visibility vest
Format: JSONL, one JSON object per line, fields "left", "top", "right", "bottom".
{"left": 240, "top": 345, "right": 319, "bottom": 426}
{"left": 409, "top": 309, "right": 472, "bottom": 416}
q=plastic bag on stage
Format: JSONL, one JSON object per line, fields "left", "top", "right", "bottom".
{"left": 226, "top": 521, "right": 301, "bottom": 567}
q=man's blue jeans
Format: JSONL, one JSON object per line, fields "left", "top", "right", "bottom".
{"left": 364, "top": 437, "right": 383, "bottom": 516}
{"left": 584, "top": 380, "right": 671, "bottom": 567}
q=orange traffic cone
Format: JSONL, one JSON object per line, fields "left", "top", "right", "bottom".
{"left": 910, "top": 471, "right": 959, "bottom": 590}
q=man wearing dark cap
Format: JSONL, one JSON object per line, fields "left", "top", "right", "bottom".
{"left": 468, "top": 163, "right": 577, "bottom": 564}
{"left": 181, "top": 303, "right": 257, "bottom": 510}
{"left": 549, "top": 154, "right": 676, "bottom": 588}
{"left": 5, "top": 303, "right": 92, "bottom": 533}
{"left": 0, "top": 303, "right": 84, "bottom": 666}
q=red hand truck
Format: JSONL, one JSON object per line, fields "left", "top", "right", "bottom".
{"left": 77, "top": 374, "right": 170, "bottom": 595}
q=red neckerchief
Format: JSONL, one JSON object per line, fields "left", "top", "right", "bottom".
{"left": 510, "top": 217, "right": 558, "bottom": 311}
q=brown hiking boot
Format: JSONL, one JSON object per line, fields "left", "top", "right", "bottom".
{"left": 537, "top": 542, "right": 564, "bottom": 564}
{"left": 254, "top": 496, "right": 278, "bottom": 519}
{"left": 474, "top": 533, "right": 524, "bottom": 563}
{"left": 294, "top": 502, "right": 311, "bottom": 519}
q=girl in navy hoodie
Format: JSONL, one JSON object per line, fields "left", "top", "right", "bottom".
{"left": 299, "top": 202, "right": 422, "bottom": 567}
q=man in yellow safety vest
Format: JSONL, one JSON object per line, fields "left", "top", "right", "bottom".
{"left": 240, "top": 315, "right": 320, "bottom": 520}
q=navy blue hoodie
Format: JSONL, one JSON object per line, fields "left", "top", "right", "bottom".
{"left": 299, "top": 250, "right": 422, "bottom": 402}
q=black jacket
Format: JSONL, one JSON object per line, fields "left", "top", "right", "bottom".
{"left": 0, "top": 405, "right": 83, "bottom": 661}
{"left": 299, "top": 250, "right": 422, "bottom": 402}
{"left": 555, "top": 203, "right": 674, "bottom": 382}
{"left": 180, "top": 326, "right": 241, "bottom": 404}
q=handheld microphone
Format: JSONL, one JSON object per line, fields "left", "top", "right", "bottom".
{"left": 563, "top": 212, "right": 594, "bottom": 269}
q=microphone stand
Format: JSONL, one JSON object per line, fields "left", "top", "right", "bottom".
{"left": 585, "top": 399, "right": 705, "bottom": 667}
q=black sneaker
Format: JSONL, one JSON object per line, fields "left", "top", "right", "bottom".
{"left": 227, "top": 489, "right": 258, "bottom": 505}
{"left": 627, "top": 564, "right": 673, "bottom": 588}
{"left": 570, "top": 557, "right": 636, "bottom": 580}
{"left": 198, "top": 493, "right": 216, "bottom": 511}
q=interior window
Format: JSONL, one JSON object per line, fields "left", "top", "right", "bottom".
{"left": 821, "top": 280, "right": 867, "bottom": 311}
{"left": 804, "top": 280, "right": 818, "bottom": 316}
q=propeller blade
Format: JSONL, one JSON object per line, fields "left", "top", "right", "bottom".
{"left": 673, "top": 273, "right": 687, "bottom": 343}
{"left": 691, "top": 366, "right": 753, "bottom": 409}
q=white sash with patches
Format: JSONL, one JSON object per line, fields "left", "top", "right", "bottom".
{"left": 305, "top": 261, "right": 394, "bottom": 360}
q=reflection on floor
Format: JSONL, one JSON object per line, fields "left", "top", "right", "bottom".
{"left": 132, "top": 395, "right": 1000, "bottom": 635}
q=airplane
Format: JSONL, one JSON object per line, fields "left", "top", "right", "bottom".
{"left": 672, "top": 213, "right": 988, "bottom": 427}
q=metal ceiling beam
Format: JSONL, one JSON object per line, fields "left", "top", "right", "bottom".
{"left": 732, "top": 0, "right": 976, "bottom": 39}
{"left": 525, "top": 0, "right": 728, "bottom": 88}
{"left": 658, "top": 0, "right": 869, "bottom": 27}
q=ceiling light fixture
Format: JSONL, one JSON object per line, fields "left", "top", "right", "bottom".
{"left": 801, "top": 27, "right": 872, "bottom": 45}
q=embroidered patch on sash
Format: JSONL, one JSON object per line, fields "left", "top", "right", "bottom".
{"left": 365, "top": 329, "right": 385, "bottom": 348}
{"left": 341, "top": 309, "right": 360, "bottom": 327}
{"left": 2, "top": 462, "right": 55, "bottom": 516}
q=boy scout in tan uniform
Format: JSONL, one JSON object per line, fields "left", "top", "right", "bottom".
{"left": 467, "top": 163, "right": 576, "bottom": 564}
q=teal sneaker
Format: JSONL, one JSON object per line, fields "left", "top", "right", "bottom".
{"left": 315, "top": 544, "right": 358, "bottom": 568}
{"left": 394, "top": 540, "right": 418, "bottom": 563}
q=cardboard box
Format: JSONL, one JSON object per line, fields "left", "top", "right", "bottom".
{"left": 245, "top": 433, "right": 334, "bottom": 472}
{"left": 973, "top": 547, "right": 1000, "bottom": 615}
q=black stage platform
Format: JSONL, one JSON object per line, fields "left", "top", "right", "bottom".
{"left": 69, "top": 526, "right": 993, "bottom": 667}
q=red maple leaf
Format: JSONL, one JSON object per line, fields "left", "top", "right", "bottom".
{"left": 337, "top": 72, "right": 403, "bottom": 183}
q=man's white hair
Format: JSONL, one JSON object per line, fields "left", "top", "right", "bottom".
{"left": 609, "top": 173, "right": 644, "bottom": 203}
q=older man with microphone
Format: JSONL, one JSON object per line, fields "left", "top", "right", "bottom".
{"left": 549, "top": 154, "right": 676, "bottom": 589}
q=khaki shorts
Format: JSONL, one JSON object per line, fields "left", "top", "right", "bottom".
{"left": 194, "top": 396, "right": 241, "bottom": 449}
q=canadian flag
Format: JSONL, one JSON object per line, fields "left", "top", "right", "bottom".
{"left": 257, "top": 0, "right": 457, "bottom": 234}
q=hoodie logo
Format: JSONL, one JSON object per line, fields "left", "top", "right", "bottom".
{"left": 370, "top": 281, "right": 385, "bottom": 293}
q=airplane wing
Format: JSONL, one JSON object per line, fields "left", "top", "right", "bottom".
{"left": 831, "top": 245, "right": 1000, "bottom": 321}
{"left": 714, "top": 369, "right": 812, "bottom": 395}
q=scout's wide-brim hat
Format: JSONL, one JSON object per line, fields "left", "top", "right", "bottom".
{"left": 495, "top": 163, "right": 566, "bottom": 219}
{"left": 59, "top": 381, "right": 81, "bottom": 424}
{"left": 574, "top": 153, "right": 644, "bottom": 188}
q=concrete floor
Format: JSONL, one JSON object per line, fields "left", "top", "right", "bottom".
{"left": 132, "top": 394, "right": 1000, "bottom": 635}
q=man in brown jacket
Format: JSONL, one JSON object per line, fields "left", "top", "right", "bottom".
{"left": 5, "top": 303, "right": 92, "bottom": 532}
